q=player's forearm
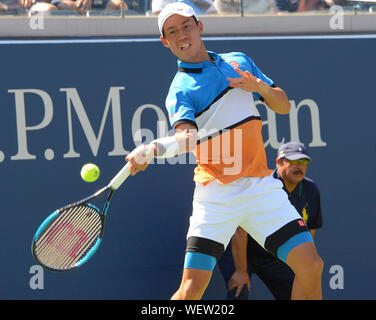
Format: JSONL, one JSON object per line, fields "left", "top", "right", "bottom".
{"left": 174, "top": 128, "right": 198, "bottom": 154}
{"left": 173, "top": 123, "right": 198, "bottom": 154}
{"left": 258, "top": 82, "right": 291, "bottom": 114}
{"left": 126, "top": 123, "right": 197, "bottom": 175}
{"left": 231, "top": 227, "right": 248, "bottom": 272}
{"left": 149, "top": 129, "right": 197, "bottom": 158}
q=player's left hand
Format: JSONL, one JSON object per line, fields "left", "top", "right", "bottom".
{"left": 227, "top": 67, "right": 269, "bottom": 96}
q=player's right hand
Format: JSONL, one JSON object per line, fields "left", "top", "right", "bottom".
{"left": 125, "top": 144, "right": 156, "bottom": 176}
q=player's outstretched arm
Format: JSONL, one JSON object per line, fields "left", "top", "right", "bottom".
{"left": 126, "top": 122, "right": 197, "bottom": 176}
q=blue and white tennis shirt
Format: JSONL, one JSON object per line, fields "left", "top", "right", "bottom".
{"left": 165, "top": 51, "right": 276, "bottom": 185}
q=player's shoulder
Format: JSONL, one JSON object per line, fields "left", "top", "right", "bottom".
{"left": 220, "top": 52, "right": 257, "bottom": 71}
{"left": 220, "top": 51, "right": 254, "bottom": 63}
{"left": 168, "top": 72, "right": 190, "bottom": 94}
{"left": 220, "top": 51, "right": 248, "bottom": 59}
{"left": 166, "top": 72, "right": 194, "bottom": 104}
{"left": 170, "top": 67, "right": 198, "bottom": 88}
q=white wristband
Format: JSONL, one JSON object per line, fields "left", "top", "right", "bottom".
{"left": 151, "top": 136, "right": 179, "bottom": 158}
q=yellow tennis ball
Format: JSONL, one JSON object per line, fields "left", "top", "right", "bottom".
{"left": 80, "top": 163, "right": 100, "bottom": 182}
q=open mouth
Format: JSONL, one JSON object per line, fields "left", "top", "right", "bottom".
{"left": 181, "top": 43, "right": 191, "bottom": 50}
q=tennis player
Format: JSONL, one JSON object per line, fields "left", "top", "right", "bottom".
{"left": 125, "top": 2, "right": 323, "bottom": 300}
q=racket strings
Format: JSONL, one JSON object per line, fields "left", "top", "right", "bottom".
{"left": 36, "top": 206, "right": 100, "bottom": 270}
{"left": 45, "top": 205, "right": 101, "bottom": 269}
{"left": 36, "top": 207, "right": 90, "bottom": 269}
{"left": 34, "top": 204, "right": 102, "bottom": 271}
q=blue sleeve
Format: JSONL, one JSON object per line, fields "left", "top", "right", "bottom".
{"left": 165, "top": 88, "right": 197, "bottom": 129}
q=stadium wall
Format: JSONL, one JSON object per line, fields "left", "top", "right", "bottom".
{"left": 0, "top": 13, "right": 376, "bottom": 37}
{"left": 0, "top": 35, "right": 374, "bottom": 300}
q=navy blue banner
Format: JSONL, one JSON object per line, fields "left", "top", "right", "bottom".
{"left": 0, "top": 36, "right": 374, "bottom": 300}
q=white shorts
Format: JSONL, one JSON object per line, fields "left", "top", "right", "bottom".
{"left": 187, "top": 174, "right": 306, "bottom": 258}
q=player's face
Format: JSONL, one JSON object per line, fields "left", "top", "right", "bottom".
{"left": 277, "top": 158, "right": 309, "bottom": 185}
{"left": 160, "top": 15, "right": 207, "bottom": 63}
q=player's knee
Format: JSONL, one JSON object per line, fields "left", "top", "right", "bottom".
{"left": 288, "top": 245, "right": 324, "bottom": 280}
{"left": 301, "top": 249, "right": 324, "bottom": 278}
{"left": 310, "top": 254, "right": 324, "bottom": 277}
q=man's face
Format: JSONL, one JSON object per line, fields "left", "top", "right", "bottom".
{"left": 277, "top": 158, "right": 309, "bottom": 186}
{"left": 160, "top": 14, "right": 205, "bottom": 63}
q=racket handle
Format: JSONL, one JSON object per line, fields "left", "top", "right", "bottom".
{"left": 108, "top": 162, "right": 131, "bottom": 190}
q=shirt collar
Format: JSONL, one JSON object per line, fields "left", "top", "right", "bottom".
{"left": 177, "top": 51, "right": 220, "bottom": 73}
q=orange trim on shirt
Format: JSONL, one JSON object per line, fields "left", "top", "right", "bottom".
{"left": 193, "top": 119, "right": 272, "bottom": 185}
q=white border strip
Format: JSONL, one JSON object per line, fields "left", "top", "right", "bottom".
{"left": 0, "top": 33, "right": 376, "bottom": 44}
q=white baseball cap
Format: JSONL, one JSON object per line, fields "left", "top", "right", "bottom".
{"left": 158, "top": 2, "right": 199, "bottom": 35}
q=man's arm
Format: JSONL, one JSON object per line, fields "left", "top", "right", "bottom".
{"left": 227, "top": 67, "right": 291, "bottom": 114}
{"left": 126, "top": 122, "right": 197, "bottom": 175}
{"left": 18, "top": 0, "right": 36, "bottom": 7}
{"left": 228, "top": 227, "right": 251, "bottom": 297}
{"left": 297, "top": 0, "right": 321, "bottom": 11}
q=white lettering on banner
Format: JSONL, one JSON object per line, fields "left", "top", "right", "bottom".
{"left": 3, "top": 88, "right": 327, "bottom": 163}
{"left": 9, "top": 89, "right": 54, "bottom": 160}
{"left": 289, "top": 99, "right": 327, "bottom": 147}
{"left": 62, "top": 87, "right": 128, "bottom": 158}
{"left": 258, "top": 98, "right": 327, "bottom": 149}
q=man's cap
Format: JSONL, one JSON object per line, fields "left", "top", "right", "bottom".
{"left": 277, "top": 142, "right": 312, "bottom": 161}
{"left": 158, "top": 2, "right": 199, "bottom": 35}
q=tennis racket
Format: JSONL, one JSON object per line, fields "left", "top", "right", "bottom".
{"left": 32, "top": 162, "right": 131, "bottom": 272}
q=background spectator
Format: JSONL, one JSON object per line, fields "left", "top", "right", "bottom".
{"left": 274, "top": 0, "right": 333, "bottom": 12}
{"left": 22, "top": 0, "right": 125, "bottom": 15}
{"left": 213, "top": 0, "right": 276, "bottom": 15}
{"left": 152, "top": 0, "right": 216, "bottom": 15}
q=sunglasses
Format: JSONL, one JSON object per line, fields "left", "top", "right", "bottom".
{"left": 284, "top": 158, "right": 310, "bottom": 166}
